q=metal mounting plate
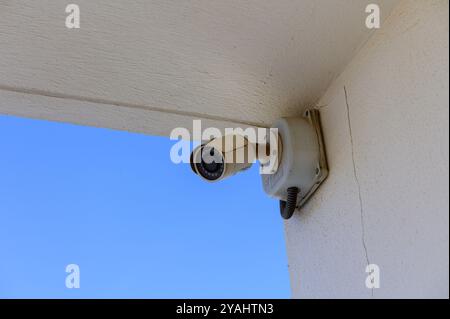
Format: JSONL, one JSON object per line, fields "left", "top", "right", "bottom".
{"left": 297, "top": 109, "right": 329, "bottom": 208}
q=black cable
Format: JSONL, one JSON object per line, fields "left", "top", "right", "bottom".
{"left": 279, "top": 187, "right": 299, "bottom": 219}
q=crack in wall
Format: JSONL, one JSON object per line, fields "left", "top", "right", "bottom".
{"left": 343, "top": 86, "right": 373, "bottom": 297}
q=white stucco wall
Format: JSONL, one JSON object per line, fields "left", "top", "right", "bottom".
{"left": 285, "top": 0, "right": 449, "bottom": 298}
{"left": 0, "top": 0, "right": 399, "bottom": 135}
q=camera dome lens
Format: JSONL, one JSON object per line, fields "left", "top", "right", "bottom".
{"left": 202, "top": 148, "right": 220, "bottom": 172}
{"left": 195, "top": 146, "right": 224, "bottom": 181}
{"left": 203, "top": 160, "right": 219, "bottom": 173}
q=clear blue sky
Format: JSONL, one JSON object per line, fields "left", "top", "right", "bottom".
{"left": 0, "top": 115, "right": 290, "bottom": 298}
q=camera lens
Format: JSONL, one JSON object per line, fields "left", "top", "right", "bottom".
{"left": 195, "top": 146, "right": 224, "bottom": 181}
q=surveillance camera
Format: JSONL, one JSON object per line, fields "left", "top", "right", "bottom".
{"left": 189, "top": 109, "right": 328, "bottom": 220}
{"left": 190, "top": 134, "right": 255, "bottom": 182}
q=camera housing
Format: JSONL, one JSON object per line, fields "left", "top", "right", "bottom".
{"left": 190, "top": 134, "right": 255, "bottom": 182}
{"left": 261, "top": 109, "right": 328, "bottom": 218}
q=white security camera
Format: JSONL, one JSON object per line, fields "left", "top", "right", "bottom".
{"left": 190, "top": 132, "right": 274, "bottom": 182}
{"left": 190, "top": 109, "right": 328, "bottom": 219}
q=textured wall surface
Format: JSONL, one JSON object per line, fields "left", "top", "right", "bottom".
{"left": 286, "top": 0, "right": 449, "bottom": 298}
{"left": 0, "top": 0, "right": 398, "bottom": 135}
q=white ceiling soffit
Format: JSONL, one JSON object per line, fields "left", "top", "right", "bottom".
{"left": 0, "top": 0, "right": 399, "bottom": 135}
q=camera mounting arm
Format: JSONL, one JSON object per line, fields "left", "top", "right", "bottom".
{"left": 261, "top": 109, "right": 329, "bottom": 219}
